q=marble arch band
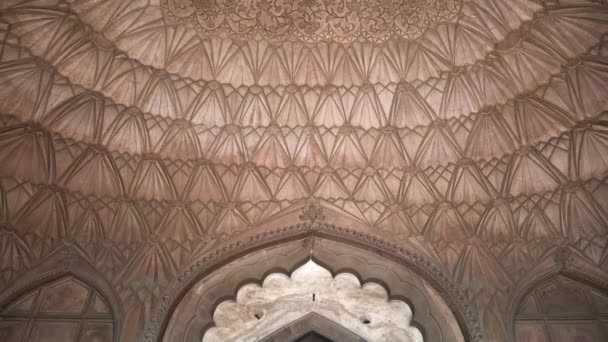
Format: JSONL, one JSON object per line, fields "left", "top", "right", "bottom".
{"left": 1, "top": 0, "right": 608, "bottom": 341}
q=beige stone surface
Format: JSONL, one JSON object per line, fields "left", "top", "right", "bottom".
{"left": 0, "top": 0, "right": 608, "bottom": 341}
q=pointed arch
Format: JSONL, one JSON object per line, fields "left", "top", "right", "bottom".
{"left": 508, "top": 266, "right": 608, "bottom": 342}
{"left": 155, "top": 225, "right": 477, "bottom": 342}
{"left": 0, "top": 262, "right": 121, "bottom": 342}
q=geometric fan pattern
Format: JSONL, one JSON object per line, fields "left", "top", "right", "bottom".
{"left": 1, "top": 0, "right": 608, "bottom": 341}
{"left": 0, "top": 276, "right": 114, "bottom": 342}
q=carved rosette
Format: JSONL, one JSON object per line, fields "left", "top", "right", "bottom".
{"left": 161, "top": 0, "right": 461, "bottom": 42}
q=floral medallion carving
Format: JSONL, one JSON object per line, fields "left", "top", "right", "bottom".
{"left": 161, "top": 0, "right": 461, "bottom": 42}
{"left": 299, "top": 199, "right": 325, "bottom": 224}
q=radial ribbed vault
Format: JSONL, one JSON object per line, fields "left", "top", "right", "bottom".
{"left": 1, "top": 0, "right": 608, "bottom": 341}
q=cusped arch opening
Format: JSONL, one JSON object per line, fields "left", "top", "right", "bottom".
{"left": 161, "top": 235, "right": 468, "bottom": 342}
{"left": 204, "top": 259, "right": 424, "bottom": 342}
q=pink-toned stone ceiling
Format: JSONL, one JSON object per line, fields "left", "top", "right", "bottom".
{"left": 1, "top": 0, "right": 608, "bottom": 341}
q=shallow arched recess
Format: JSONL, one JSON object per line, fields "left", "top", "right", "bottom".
{"left": 513, "top": 275, "right": 608, "bottom": 341}
{"left": 163, "top": 236, "right": 465, "bottom": 342}
{"left": 0, "top": 275, "right": 116, "bottom": 341}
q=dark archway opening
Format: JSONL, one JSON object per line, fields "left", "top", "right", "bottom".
{"left": 296, "top": 331, "right": 334, "bottom": 342}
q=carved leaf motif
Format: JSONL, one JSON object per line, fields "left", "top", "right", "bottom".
{"left": 163, "top": 0, "right": 461, "bottom": 42}
{"left": 299, "top": 200, "right": 325, "bottom": 224}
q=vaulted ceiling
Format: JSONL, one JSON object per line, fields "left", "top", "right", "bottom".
{"left": 1, "top": 0, "right": 608, "bottom": 340}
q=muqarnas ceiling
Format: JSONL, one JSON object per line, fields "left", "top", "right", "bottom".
{"left": 1, "top": 0, "right": 608, "bottom": 341}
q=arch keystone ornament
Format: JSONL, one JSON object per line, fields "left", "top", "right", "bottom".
{"left": 552, "top": 244, "right": 574, "bottom": 269}
{"left": 299, "top": 199, "right": 326, "bottom": 225}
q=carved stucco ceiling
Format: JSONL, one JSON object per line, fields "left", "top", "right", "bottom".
{"left": 0, "top": 0, "right": 608, "bottom": 340}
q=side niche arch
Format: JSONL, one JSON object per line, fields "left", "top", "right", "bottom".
{"left": 0, "top": 273, "right": 117, "bottom": 342}
{"left": 513, "top": 274, "right": 608, "bottom": 342}
{"left": 161, "top": 234, "right": 468, "bottom": 342}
